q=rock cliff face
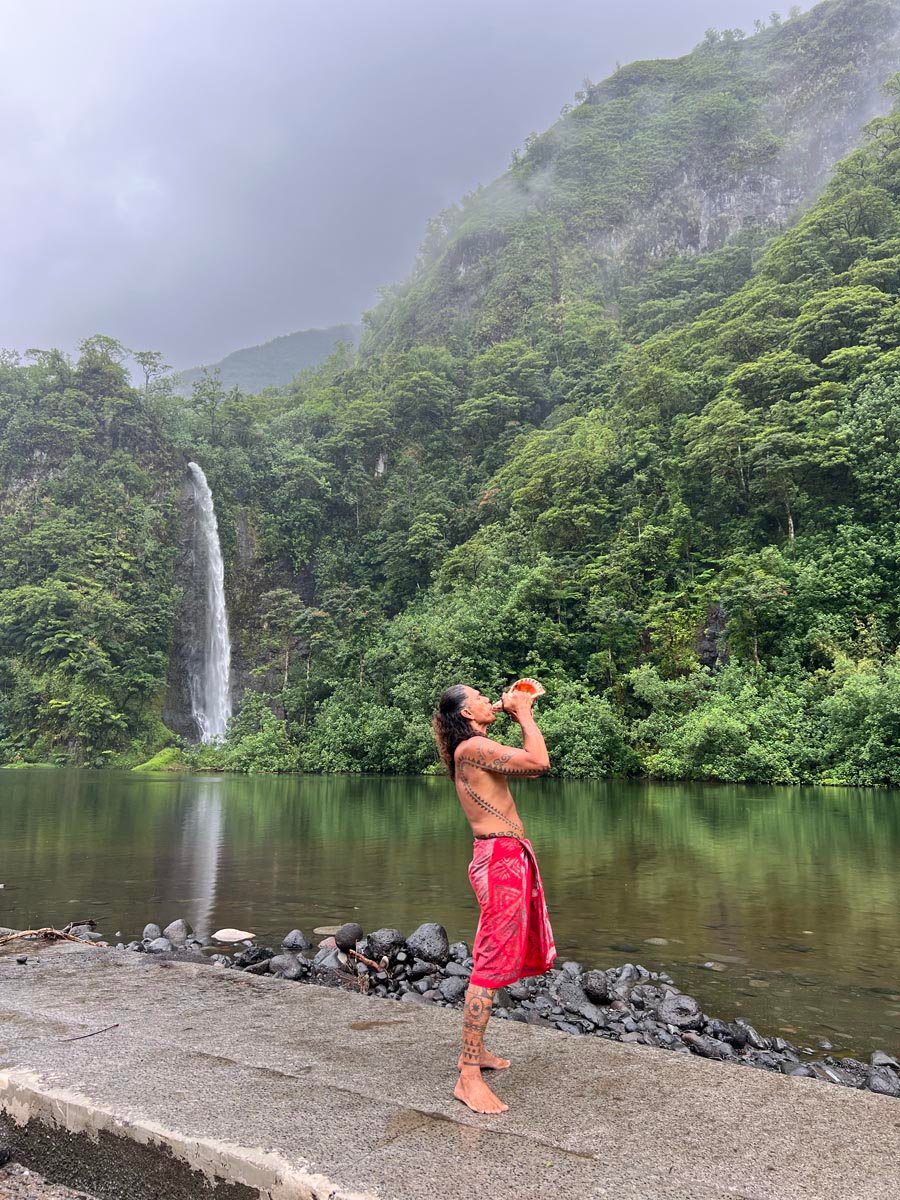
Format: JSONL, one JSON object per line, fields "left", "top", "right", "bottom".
{"left": 226, "top": 507, "right": 316, "bottom": 716}
{"left": 589, "top": 52, "right": 897, "bottom": 277}
{"left": 227, "top": 508, "right": 273, "bottom": 710}
{"left": 697, "top": 604, "right": 729, "bottom": 671}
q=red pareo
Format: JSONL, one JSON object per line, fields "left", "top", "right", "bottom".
{"left": 468, "top": 835, "right": 556, "bottom": 989}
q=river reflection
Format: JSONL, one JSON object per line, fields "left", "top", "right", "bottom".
{"left": 2, "top": 769, "right": 898, "bottom": 1057}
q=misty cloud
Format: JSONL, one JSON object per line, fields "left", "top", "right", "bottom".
{"left": 1, "top": 0, "right": 811, "bottom": 367}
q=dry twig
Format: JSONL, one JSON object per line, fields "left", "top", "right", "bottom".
{"left": 347, "top": 947, "right": 385, "bottom": 972}
{"left": 59, "top": 1023, "right": 119, "bottom": 1042}
{"left": 0, "top": 927, "right": 94, "bottom": 948}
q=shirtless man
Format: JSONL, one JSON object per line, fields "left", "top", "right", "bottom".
{"left": 432, "top": 683, "right": 556, "bottom": 1114}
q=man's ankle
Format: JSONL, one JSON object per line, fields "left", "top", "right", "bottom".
{"left": 458, "top": 1061, "right": 482, "bottom": 1074}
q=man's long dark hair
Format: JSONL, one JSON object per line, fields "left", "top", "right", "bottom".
{"left": 433, "top": 683, "right": 477, "bottom": 780}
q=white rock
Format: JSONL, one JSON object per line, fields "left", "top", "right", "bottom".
{"left": 212, "top": 927, "right": 255, "bottom": 942}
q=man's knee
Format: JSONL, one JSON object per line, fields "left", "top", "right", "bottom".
{"left": 465, "top": 984, "right": 495, "bottom": 1003}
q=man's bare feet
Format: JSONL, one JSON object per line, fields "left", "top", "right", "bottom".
{"left": 454, "top": 1066, "right": 509, "bottom": 1114}
{"left": 456, "top": 1050, "right": 511, "bottom": 1071}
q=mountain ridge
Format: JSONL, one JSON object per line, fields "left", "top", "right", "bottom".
{"left": 173, "top": 323, "right": 360, "bottom": 396}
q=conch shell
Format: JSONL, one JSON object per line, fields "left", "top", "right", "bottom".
{"left": 509, "top": 677, "right": 545, "bottom": 697}
{"left": 492, "top": 678, "right": 546, "bottom": 710}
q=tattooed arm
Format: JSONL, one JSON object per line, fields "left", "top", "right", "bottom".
{"left": 457, "top": 735, "right": 550, "bottom": 779}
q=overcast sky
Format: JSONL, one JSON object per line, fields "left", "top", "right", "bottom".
{"left": 1, "top": 1, "right": 812, "bottom": 369}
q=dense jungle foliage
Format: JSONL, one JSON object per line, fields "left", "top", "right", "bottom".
{"left": 2, "top": 0, "right": 900, "bottom": 785}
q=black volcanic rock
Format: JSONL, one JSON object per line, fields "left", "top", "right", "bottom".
{"left": 405, "top": 923, "right": 450, "bottom": 966}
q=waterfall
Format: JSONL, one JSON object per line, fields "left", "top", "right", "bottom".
{"left": 187, "top": 462, "right": 232, "bottom": 742}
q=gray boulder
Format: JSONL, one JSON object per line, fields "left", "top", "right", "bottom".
{"left": 582, "top": 970, "right": 611, "bottom": 1003}
{"left": 406, "top": 923, "right": 450, "bottom": 965}
{"left": 439, "top": 976, "right": 469, "bottom": 1004}
{"left": 656, "top": 993, "right": 703, "bottom": 1030}
{"left": 162, "top": 919, "right": 191, "bottom": 944}
{"left": 313, "top": 947, "right": 346, "bottom": 973}
{"left": 444, "top": 961, "right": 471, "bottom": 978}
{"left": 269, "top": 953, "right": 305, "bottom": 981}
{"left": 368, "top": 928, "right": 405, "bottom": 958}
{"left": 706, "top": 1018, "right": 748, "bottom": 1049}
{"left": 147, "top": 937, "right": 173, "bottom": 953}
{"left": 400, "top": 991, "right": 428, "bottom": 1005}
{"left": 281, "top": 929, "right": 312, "bottom": 951}
{"left": 734, "top": 1019, "right": 768, "bottom": 1049}
{"left": 334, "top": 922, "right": 364, "bottom": 952}
{"left": 551, "top": 973, "right": 607, "bottom": 1026}
{"left": 142, "top": 923, "right": 162, "bottom": 941}
{"left": 867, "top": 1068, "right": 900, "bottom": 1097}
{"left": 810, "top": 1063, "right": 851, "bottom": 1086}
{"left": 870, "top": 1051, "right": 900, "bottom": 1071}
{"left": 682, "top": 1032, "right": 734, "bottom": 1060}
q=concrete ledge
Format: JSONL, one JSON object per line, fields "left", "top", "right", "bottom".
{"left": 1, "top": 947, "right": 898, "bottom": 1199}
{"left": 0, "top": 1070, "right": 362, "bottom": 1200}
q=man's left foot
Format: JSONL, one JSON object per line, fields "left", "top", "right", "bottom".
{"left": 457, "top": 1051, "right": 511, "bottom": 1071}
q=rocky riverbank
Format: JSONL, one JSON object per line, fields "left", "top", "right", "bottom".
{"left": 29, "top": 917, "right": 900, "bottom": 1100}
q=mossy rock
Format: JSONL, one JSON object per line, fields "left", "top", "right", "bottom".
{"left": 132, "top": 747, "right": 187, "bottom": 772}
{"left": 0, "top": 761, "right": 59, "bottom": 770}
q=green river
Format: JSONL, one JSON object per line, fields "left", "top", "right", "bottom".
{"left": 2, "top": 769, "right": 898, "bottom": 1058}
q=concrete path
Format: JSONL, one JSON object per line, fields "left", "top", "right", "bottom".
{"left": 1, "top": 945, "right": 898, "bottom": 1200}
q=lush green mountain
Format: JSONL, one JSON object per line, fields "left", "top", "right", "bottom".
{"left": 365, "top": 0, "right": 900, "bottom": 354}
{"left": 2, "top": 0, "right": 900, "bottom": 787}
{"left": 173, "top": 324, "right": 360, "bottom": 396}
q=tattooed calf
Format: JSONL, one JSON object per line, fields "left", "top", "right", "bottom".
{"left": 461, "top": 985, "right": 495, "bottom": 1066}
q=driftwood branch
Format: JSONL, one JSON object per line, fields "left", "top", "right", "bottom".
{"left": 62, "top": 920, "right": 95, "bottom": 935}
{"left": 0, "top": 927, "right": 95, "bottom": 948}
{"left": 347, "top": 948, "right": 388, "bottom": 972}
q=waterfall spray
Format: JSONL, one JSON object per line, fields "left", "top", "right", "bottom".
{"left": 187, "top": 462, "right": 232, "bottom": 742}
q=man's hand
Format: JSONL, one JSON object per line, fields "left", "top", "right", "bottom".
{"left": 500, "top": 689, "right": 535, "bottom": 723}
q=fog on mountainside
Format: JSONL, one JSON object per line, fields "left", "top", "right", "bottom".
{"left": 365, "top": 0, "right": 900, "bottom": 352}
{"left": 1, "top": 0, "right": 816, "bottom": 367}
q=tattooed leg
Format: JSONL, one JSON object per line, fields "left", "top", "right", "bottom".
{"left": 455, "top": 984, "right": 511, "bottom": 1071}
{"left": 453, "top": 985, "right": 509, "bottom": 1114}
